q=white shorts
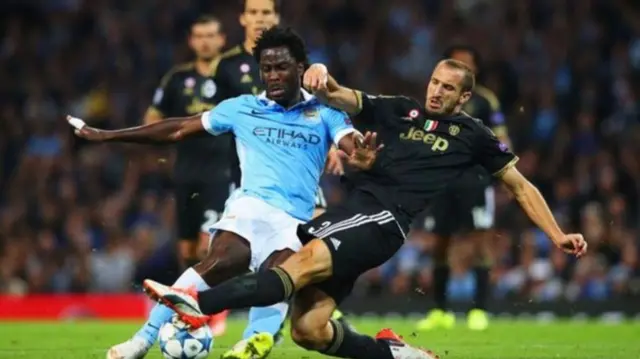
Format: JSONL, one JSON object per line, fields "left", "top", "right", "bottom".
{"left": 210, "top": 192, "right": 303, "bottom": 272}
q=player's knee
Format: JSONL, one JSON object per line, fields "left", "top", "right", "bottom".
{"left": 280, "top": 239, "right": 332, "bottom": 286}
{"left": 290, "top": 322, "right": 330, "bottom": 350}
{"left": 193, "top": 231, "right": 251, "bottom": 285}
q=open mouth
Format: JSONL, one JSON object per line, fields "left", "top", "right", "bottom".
{"left": 255, "top": 27, "right": 267, "bottom": 37}
{"left": 428, "top": 98, "right": 442, "bottom": 109}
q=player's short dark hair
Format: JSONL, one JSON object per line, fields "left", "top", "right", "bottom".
{"left": 190, "top": 14, "right": 221, "bottom": 32}
{"left": 240, "top": 0, "right": 281, "bottom": 14}
{"left": 253, "top": 26, "right": 308, "bottom": 66}
{"left": 441, "top": 59, "right": 475, "bottom": 92}
{"left": 443, "top": 44, "right": 482, "bottom": 71}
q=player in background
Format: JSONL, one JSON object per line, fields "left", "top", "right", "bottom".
{"left": 416, "top": 45, "right": 512, "bottom": 332}
{"left": 142, "top": 14, "right": 234, "bottom": 336}
{"left": 142, "top": 59, "right": 587, "bottom": 359}
{"left": 145, "top": 15, "right": 226, "bottom": 269}
{"left": 72, "top": 26, "right": 362, "bottom": 359}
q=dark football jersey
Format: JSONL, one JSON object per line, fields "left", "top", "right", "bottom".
{"left": 212, "top": 45, "right": 263, "bottom": 98}
{"left": 149, "top": 63, "right": 232, "bottom": 182}
{"left": 462, "top": 84, "right": 506, "bottom": 135}
{"left": 344, "top": 91, "right": 518, "bottom": 230}
{"left": 461, "top": 84, "right": 509, "bottom": 184}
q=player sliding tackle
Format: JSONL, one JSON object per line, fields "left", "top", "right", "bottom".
{"left": 67, "top": 27, "right": 375, "bottom": 359}
{"left": 141, "top": 59, "right": 588, "bottom": 359}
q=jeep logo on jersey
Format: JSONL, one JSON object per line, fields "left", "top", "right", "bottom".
{"left": 399, "top": 127, "right": 449, "bottom": 152}
{"left": 253, "top": 127, "right": 322, "bottom": 149}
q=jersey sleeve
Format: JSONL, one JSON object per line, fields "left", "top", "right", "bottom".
{"left": 149, "top": 70, "right": 177, "bottom": 117}
{"left": 475, "top": 125, "right": 519, "bottom": 177}
{"left": 352, "top": 91, "right": 413, "bottom": 125}
{"left": 200, "top": 98, "right": 238, "bottom": 135}
{"left": 352, "top": 91, "right": 394, "bottom": 123}
{"left": 323, "top": 107, "right": 356, "bottom": 145}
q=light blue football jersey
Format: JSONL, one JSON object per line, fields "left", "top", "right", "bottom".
{"left": 201, "top": 90, "right": 353, "bottom": 221}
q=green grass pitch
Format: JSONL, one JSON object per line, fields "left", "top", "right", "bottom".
{"left": 0, "top": 318, "right": 638, "bottom": 358}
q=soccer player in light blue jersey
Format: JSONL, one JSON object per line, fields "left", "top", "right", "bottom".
{"left": 67, "top": 27, "right": 378, "bottom": 359}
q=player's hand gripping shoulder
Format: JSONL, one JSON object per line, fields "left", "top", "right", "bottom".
{"left": 335, "top": 131, "right": 383, "bottom": 171}
{"left": 66, "top": 114, "right": 205, "bottom": 144}
{"left": 303, "top": 63, "right": 362, "bottom": 116}
{"left": 499, "top": 166, "right": 588, "bottom": 258}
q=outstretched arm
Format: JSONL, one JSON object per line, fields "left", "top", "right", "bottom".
{"left": 499, "top": 166, "right": 587, "bottom": 257}
{"left": 67, "top": 114, "right": 206, "bottom": 144}
{"left": 68, "top": 98, "right": 238, "bottom": 144}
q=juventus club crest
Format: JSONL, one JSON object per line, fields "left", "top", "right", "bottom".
{"left": 202, "top": 79, "right": 217, "bottom": 98}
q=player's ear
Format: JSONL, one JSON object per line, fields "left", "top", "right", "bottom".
{"left": 239, "top": 13, "right": 247, "bottom": 27}
{"left": 459, "top": 91, "right": 472, "bottom": 105}
{"left": 273, "top": 14, "right": 281, "bottom": 26}
{"left": 296, "top": 63, "right": 305, "bottom": 78}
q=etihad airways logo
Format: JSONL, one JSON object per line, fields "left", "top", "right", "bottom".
{"left": 252, "top": 127, "right": 321, "bottom": 149}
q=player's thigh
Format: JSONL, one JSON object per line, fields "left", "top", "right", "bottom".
{"left": 277, "top": 239, "right": 334, "bottom": 288}
{"left": 194, "top": 230, "right": 252, "bottom": 285}
{"left": 261, "top": 248, "right": 296, "bottom": 270}
{"left": 290, "top": 286, "right": 336, "bottom": 348}
{"left": 298, "top": 202, "right": 406, "bottom": 303}
{"left": 198, "top": 182, "right": 234, "bottom": 254}
{"left": 211, "top": 193, "right": 304, "bottom": 272}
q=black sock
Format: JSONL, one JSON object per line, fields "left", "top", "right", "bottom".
{"left": 197, "top": 267, "right": 294, "bottom": 315}
{"left": 321, "top": 319, "right": 393, "bottom": 359}
{"left": 473, "top": 266, "right": 490, "bottom": 310}
{"left": 433, "top": 265, "right": 450, "bottom": 310}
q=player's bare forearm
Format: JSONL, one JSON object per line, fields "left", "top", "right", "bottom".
{"left": 500, "top": 167, "right": 564, "bottom": 243}
{"left": 305, "top": 65, "right": 362, "bottom": 116}
{"left": 336, "top": 132, "right": 363, "bottom": 156}
{"left": 103, "top": 115, "right": 203, "bottom": 144}
{"left": 335, "top": 131, "right": 381, "bottom": 171}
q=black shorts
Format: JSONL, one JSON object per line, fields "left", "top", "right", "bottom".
{"left": 174, "top": 181, "right": 235, "bottom": 240}
{"left": 297, "top": 190, "right": 406, "bottom": 304}
{"left": 419, "top": 180, "right": 495, "bottom": 236}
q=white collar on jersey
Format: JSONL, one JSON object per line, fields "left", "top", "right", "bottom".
{"left": 257, "top": 88, "right": 314, "bottom": 106}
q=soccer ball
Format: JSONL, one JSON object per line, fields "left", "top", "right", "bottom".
{"left": 158, "top": 315, "right": 213, "bottom": 359}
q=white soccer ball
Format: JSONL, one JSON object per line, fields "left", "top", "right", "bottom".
{"left": 158, "top": 315, "right": 213, "bottom": 359}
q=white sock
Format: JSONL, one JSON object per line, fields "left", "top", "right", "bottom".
{"left": 174, "top": 268, "right": 210, "bottom": 290}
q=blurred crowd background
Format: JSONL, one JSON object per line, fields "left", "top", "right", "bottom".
{"left": 1, "top": 0, "right": 639, "bottom": 303}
